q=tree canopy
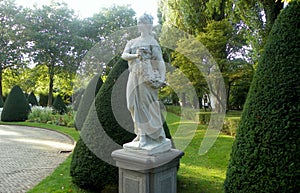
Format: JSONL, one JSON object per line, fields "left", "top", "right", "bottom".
{"left": 1, "top": 1, "right": 137, "bottom": 107}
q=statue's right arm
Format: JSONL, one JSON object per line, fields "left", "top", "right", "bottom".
{"left": 121, "top": 53, "right": 139, "bottom": 61}
{"left": 121, "top": 41, "right": 139, "bottom": 61}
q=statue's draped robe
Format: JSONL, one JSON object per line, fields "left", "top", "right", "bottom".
{"left": 122, "top": 36, "right": 165, "bottom": 140}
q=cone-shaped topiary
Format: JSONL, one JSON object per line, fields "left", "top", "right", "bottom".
{"left": 70, "top": 57, "right": 134, "bottom": 191}
{"left": 224, "top": 2, "right": 300, "bottom": 193}
{"left": 0, "top": 95, "right": 4, "bottom": 108}
{"left": 70, "top": 57, "right": 173, "bottom": 191}
{"left": 1, "top": 85, "right": 30, "bottom": 122}
{"left": 75, "top": 75, "right": 103, "bottom": 131}
{"left": 28, "top": 92, "right": 38, "bottom": 106}
{"left": 52, "top": 95, "right": 67, "bottom": 114}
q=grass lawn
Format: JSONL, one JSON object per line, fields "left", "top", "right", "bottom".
{"left": 166, "top": 112, "right": 235, "bottom": 193}
{"left": 0, "top": 112, "right": 236, "bottom": 193}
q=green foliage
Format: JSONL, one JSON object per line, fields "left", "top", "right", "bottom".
{"left": 234, "top": 0, "right": 284, "bottom": 63}
{"left": 27, "top": 2, "right": 81, "bottom": 106}
{"left": 38, "top": 93, "right": 49, "bottom": 107}
{"left": 222, "top": 117, "right": 240, "bottom": 136}
{"left": 28, "top": 92, "right": 38, "bottom": 106}
{"left": 75, "top": 75, "right": 103, "bottom": 131}
{"left": 70, "top": 57, "right": 134, "bottom": 191}
{"left": 0, "top": 0, "right": 27, "bottom": 97}
{"left": 1, "top": 85, "right": 30, "bottom": 122}
{"left": 52, "top": 95, "right": 67, "bottom": 115}
{"left": 27, "top": 106, "right": 75, "bottom": 127}
{"left": 70, "top": 137, "right": 118, "bottom": 191}
{"left": 0, "top": 95, "right": 4, "bottom": 108}
{"left": 27, "top": 106, "right": 53, "bottom": 123}
{"left": 83, "top": 5, "right": 136, "bottom": 44}
{"left": 224, "top": 2, "right": 300, "bottom": 192}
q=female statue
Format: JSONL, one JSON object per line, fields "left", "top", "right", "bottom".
{"left": 121, "top": 14, "right": 170, "bottom": 151}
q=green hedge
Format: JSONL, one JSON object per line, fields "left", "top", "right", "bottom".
{"left": 1, "top": 85, "right": 30, "bottom": 122}
{"left": 28, "top": 92, "right": 39, "bottom": 106}
{"left": 75, "top": 75, "right": 103, "bottom": 131}
{"left": 0, "top": 95, "right": 4, "bottom": 108}
{"left": 70, "top": 57, "right": 135, "bottom": 191}
{"left": 166, "top": 105, "right": 209, "bottom": 123}
{"left": 224, "top": 2, "right": 300, "bottom": 192}
{"left": 52, "top": 95, "right": 67, "bottom": 114}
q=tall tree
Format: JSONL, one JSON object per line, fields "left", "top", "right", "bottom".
{"left": 25, "top": 2, "right": 79, "bottom": 106}
{"left": 230, "top": 0, "right": 284, "bottom": 63}
{"left": 159, "top": 0, "right": 248, "bottom": 111}
{"left": 0, "top": 0, "right": 27, "bottom": 98}
{"left": 77, "top": 5, "right": 137, "bottom": 76}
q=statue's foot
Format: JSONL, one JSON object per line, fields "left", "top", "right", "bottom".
{"left": 139, "top": 135, "right": 147, "bottom": 147}
{"left": 132, "top": 136, "right": 140, "bottom": 142}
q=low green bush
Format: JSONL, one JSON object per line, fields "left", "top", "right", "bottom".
{"left": 28, "top": 106, "right": 75, "bottom": 127}
{"left": 198, "top": 112, "right": 211, "bottom": 124}
{"left": 28, "top": 106, "right": 53, "bottom": 123}
{"left": 52, "top": 111, "right": 75, "bottom": 127}
{"left": 222, "top": 117, "right": 240, "bottom": 137}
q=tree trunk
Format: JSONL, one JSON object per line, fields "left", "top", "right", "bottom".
{"left": 48, "top": 64, "right": 54, "bottom": 106}
{"left": 227, "top": 82, "right": 232, "bottom": 112}
{"left": 0, "top": 66, "right": 2, "bottom": 98}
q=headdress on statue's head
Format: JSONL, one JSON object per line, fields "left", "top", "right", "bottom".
{"left": 138, "top": 13, "right": 153, "bottom": 25}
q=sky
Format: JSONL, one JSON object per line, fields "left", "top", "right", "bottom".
{"left": 15, "top": 0, "right": 159, "bottom": 22}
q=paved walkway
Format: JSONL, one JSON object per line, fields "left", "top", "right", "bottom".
{"left": 0, "top": 125, "right": 75, "bottom": 193}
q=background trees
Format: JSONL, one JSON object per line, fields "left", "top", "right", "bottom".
{"left": 159, "top": 0, "right": 252, "bottom": 110}
{"left": 0, "top": 0, "right": 28, "bottom": 98}
{"left": 25, "top": 2, "right": 79, "bottom": 106}
{"left": 1, "top": 2, "right": 137, "bottom": 107}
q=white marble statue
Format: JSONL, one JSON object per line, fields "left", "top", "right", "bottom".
{"left": 121, "top": 14, "right": 171, "bottom": 154}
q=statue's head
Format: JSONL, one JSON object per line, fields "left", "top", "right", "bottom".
{"left": 137, "top": 13, "right": 153, "bottom": 34}
{"left": 138, "top": 13, "right": 153, "bottom": 25}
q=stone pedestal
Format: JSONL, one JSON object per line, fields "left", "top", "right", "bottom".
{"left": 112, "top": 149, "right": 184, "bottom": 193}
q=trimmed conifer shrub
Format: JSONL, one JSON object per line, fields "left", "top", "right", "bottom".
{"left": 1, "top": 85, "right": 31, "bottom": 122}
{"left": 28, "top": 92, "right": 39, "bottom": 106}
{"left": 75, "top": 75, "right": 103, "bottom": 131}
{"left": 0, "top": 96, "right": 4, "bottom": 108}
{"left": 224, "top": 2, "right": 300, "bottom": 193}
{"left": 70, "top": 57, "right": 134, "bottom": 191}
{"left": 38, "top": 93, "right": 48, "bottom": 107}
{"left": 52, "top": 95, "right": 67, "bottom": 114}
{"left": 70, "top": 57, "right": 173, "bottom": 191}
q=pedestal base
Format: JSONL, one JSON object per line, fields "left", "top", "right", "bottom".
{"left": 112, "top": 149, "right": 184, "bottom": 193}
{"left": 123, "top": 138, "right": 172, "bottom": 155}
